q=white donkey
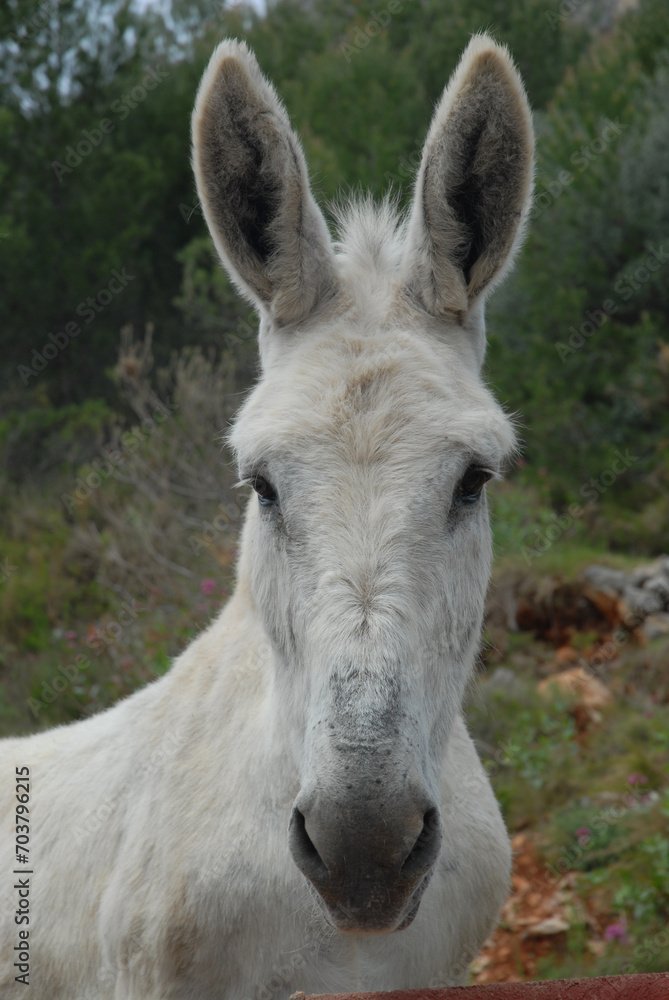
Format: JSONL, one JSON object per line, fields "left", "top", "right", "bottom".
{"left": 0, "top": 34, "right": 533, "bottom": 998}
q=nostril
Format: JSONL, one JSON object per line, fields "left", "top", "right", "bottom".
{"left": 401, "top": 807, "right": 442, "bottom": 877}
{"left": 288, "top": 808, "right": 329, "bottom": 884}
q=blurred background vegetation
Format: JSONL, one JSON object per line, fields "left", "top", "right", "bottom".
{"left": 1, "top": 0, "right": 668, "bottom": 986}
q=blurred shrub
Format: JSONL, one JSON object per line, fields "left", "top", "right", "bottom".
{"left": 487, "top": 0, "right": 669, "bottom": 529}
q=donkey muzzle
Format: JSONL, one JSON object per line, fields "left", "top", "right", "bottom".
{"left": 289, "top": 792, "right": 442, "bottom": 932}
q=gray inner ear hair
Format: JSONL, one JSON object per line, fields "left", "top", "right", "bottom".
{"left": 430, "top": 63, "right": 531, "bottom": 301}
{"left": 197, "top": 65, "right": 284, "bottom": 302}
{"left": 404, "top": 37, "right": 534, "bottom": 328}
{"left": 424, "top": 120, "right": 488, "bottom": 289}
{"left": 226, "top": 114, "right": 281, "bottom": 267}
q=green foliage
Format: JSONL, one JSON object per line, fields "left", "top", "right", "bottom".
{"left": 0, "top": 398, "right": 116, "bottom": 481}
{"left": 3, "top": 0, "right": 666, "bottom": 543}
{"left": 613, "top": 831, "right": 669, "bottom": 922}
{"left": 0, "top": 1, "right": 209, "bottom": 405}
{"left": 468, "top": 676, "right": 583, "bottom": 826}
{"left": 0, "top": 498, "right": 111, "bottom": 653}
{"left": 0, "top": 339, "right": 242, "bottom": 736}
{"left": 508, "top": 707, "right": 579, "bottom": 791}
{"left": 487, "top": 0, "right": 669, "bottom": 525}
{"left": 490, "top": 480, "right": 570, "bottom": 559}
{"left": 553, "top": 803, "right": 622, "bottom": 869}
{"left": 173, "top": 235, "right": 258, "bottom": 382}
{"left": 0, "top": 0, "right": 590, "bottom": 414}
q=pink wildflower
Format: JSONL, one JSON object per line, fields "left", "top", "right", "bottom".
{"left": 604, "top": 920, "right": 628, "bottom": 944}
{"left": 200, "top": 578, "right": 217, "bottom": 596}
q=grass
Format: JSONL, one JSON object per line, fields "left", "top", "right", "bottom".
{"left": 490, "top": 480, "right": 648, "bottom": 576}
{"left": 0, "top": 339, "right": 241, "bottom": 736}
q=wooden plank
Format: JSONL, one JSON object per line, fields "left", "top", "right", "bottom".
{"left": 296, "top": 971, "right": 669, "bottom": 1000}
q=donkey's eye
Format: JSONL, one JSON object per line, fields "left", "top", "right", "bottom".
{"left": 455, "top": 466, "right": 492, "bottom": 505}
{"left": 252, "top": 475, "right": 278, "bottom": 507}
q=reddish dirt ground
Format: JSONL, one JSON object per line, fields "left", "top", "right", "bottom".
{"left": 470, "top": 832, "right": 611, "bottom": 984}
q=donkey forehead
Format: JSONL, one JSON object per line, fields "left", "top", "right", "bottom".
{"left": 230, "top": 326, "right": 516, "bottom": 471}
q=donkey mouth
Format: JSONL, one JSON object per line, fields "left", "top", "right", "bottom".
{"left": 310, "top": 867, "right": 434, "bottom": 934}
{"left": 289, "top": 800, "right": 443, "bottom": 933}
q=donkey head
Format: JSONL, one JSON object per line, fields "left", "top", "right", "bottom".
{"left": 192, "top": 35, "right": 533, "bottom": 934}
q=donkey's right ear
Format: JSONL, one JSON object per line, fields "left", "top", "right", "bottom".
{"left": 192, "top": 40, "right": 337, "bottom": 327}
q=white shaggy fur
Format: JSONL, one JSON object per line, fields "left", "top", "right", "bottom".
{"left": 0, "top": 34, "right": 533, "bottom": 998}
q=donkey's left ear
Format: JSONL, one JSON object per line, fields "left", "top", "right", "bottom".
{"left": 192, "top": 39, "right": 338, "bottom": 328}
{"left": 402, "top": 34, "right": 534, "bottom": 331}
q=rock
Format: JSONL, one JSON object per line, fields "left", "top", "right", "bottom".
{"left": 554, "top": 645, "right": 580, "bottom": 664}
{"left": 486, "top": 557, "right": 669, "bottom": 644}
{"left": 621, "top": 584, "right": 662, "bottom": 617}
{"left": 641, "top": 613, "right": 669, "bottom": 641}
{"left": 525, "top": 916, "right": 570, "bottom": 936}
{"left": 537, "top": 667, "right": 613, "bottom": 710}
{"left": 630, "top": 556, "right": 669, "bottom": 587}
{"left": 645, "top": 575, "right": 669, "bottom": 605}
{"left": 582, "top": 585, "right": 621, "bottom": 626}
{"left": 581, "top": 565, "right": 628, "bottom": 595}
{"left": 538, "top": 667, "right": 613, "bottom": 729}
{"left": 583, "top": 558, "right": 669, "bottom": 629}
